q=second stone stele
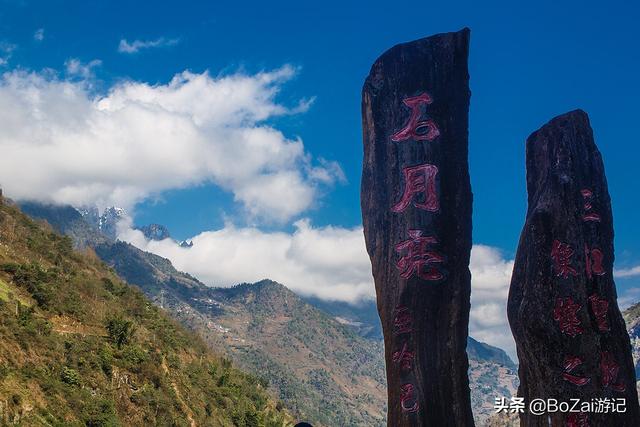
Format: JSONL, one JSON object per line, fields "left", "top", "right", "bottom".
{"left": 507, "top": 109, "right": 640, "bottom": 426}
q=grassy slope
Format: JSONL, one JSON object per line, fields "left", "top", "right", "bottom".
{"left": 0, "top": 199, "right": 292, "bottom": 427}
{"left": 215, "top": 281, "right": 387, "bottom": 427}
{"left": 77, "top": 236, "right": 387, "bottom": 426}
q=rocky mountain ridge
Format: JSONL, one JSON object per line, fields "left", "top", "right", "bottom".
{"left": 136, "top": 223, "right": 171, "bottom": 241}
{"left": 623, "top": 303, "right": 640, "bottom": 395}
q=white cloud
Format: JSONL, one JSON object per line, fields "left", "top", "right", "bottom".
{"left": 119, "top": 219, "right": 519, "bottom": 358}
{"left": 34, "top": 28, "right": 44, "bottom": 42}
{"left": 468, "top": 245, "right": 516, "bottom": 360}
{"left": 0, "top": 42, "right": 16, "bottom": 66}
{"left": 118, "top": 37, "right": 179, "bottom": 54}
{"left": 118, "top": 218, "right": 374, "bottom": 304}
{"left": 615, "top": 265, "right": 640, "bottom": 278}
{"left": 64, "top": 58, "right": 102, "bottom": 78}
{"left": 0, "top": 66, "right": 341, "bottom": 222}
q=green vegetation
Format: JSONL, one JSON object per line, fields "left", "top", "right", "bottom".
{"left": 0, "top": 200, "right": 292, "bottom": 426}
{"left": 105, "top": 316, "right": 134, "bottom": 349}
{"left": 202, "top": 281, "right": 388, "bottom": 427}
{"left": 21, "top": 201, "right": 525, "bottom": 426}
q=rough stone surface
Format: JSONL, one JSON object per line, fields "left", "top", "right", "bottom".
{"left": 361, "top": 28, "right": 474, "bottom": 426}
{"left": 508, "top": 110, "right": 640, "bottom": 426}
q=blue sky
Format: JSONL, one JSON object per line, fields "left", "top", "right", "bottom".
{"left": 2, "top": 0, "right": 637, "bottom": 245}
{"left": 7, "top": 0, "right": 636, "bottom": 252}
{"left": 1, "top": 0, "right": 639, "bottom": 354}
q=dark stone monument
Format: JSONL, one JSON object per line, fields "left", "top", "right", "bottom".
{"left": 508, "top": 110, "right": 640, "bottom": 426}
{"left": 361, "top": 28, "right": 474, "bottom": 426}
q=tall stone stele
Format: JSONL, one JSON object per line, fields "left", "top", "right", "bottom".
{"left": 361, "top": 28, "right": 474, "bottom": 426}
{"left": 508, "top": 110, "right": 640, "bottom": 426}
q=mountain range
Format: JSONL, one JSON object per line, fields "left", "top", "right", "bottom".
{"left": 20, "top": 201, "right": 520, "bottom": 425}
{"left": 0, "top": 196, "right": 292, "bottom": 426}
{"left": 622, "top": 303, "right": 640, "bottom": 397}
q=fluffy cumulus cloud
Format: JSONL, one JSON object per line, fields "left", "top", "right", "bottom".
{"left": 0, "top": 66, "right": 342, "bottom": 222}
{"left": 119, "top": 219, "right": 374, "bottom": 303}
{"left": 118, "top": 37, "right": 179, "bottom": 54}
{"left": 119, "top": 220, "right": 519, "bottom": 357}
{"left": 468, "top": 245, "right": 516, "bottom": 359}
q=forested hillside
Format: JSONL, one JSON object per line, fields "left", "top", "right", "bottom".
{"left": 0, "top": 198, "right": 292, "bottom": 426}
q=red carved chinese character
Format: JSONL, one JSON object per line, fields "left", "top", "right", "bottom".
{"left": 562, "top": 356, "right": 591, "bottom": 386}
{"left": 400, "top": 383, "right": 419, "bottom": 413}
{"left": 588, "top": 294, "right": 609, "bottom": 332}
{"left": 392, "top": 342, "right": 415, "bottom": 371}
{"left": 566, "top": 412, "right": 590, "bottom": 427}
{"left": 581, "top": 189, "right": 601, "bottom": 222}
{"left": 395, "top": 230, "right": 444, "bottom": 281}
{"left": 553, "top": 297, "right": 583, "bottom": 337}
{"left": 552, "top": 240, "right": 578, "bottom": 278}
{"left": 391, "top": 93, "right": 440, "bottom": 142}
{"left": 600, "top": 351, "right": 626, "bottom": 392}
{"left": 585, "top": 246, "right": 605, "bottom": 279}
{"left": 392, "top": 164, "right": 439, "bottom": 213}
{"left": 393, "top": 306, "right": 413, "bottom": 335}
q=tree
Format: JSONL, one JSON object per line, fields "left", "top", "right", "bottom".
{"left": 105, "top": 316, "right": 134, "bottom": 349}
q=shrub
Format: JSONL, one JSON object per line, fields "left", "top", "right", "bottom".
{"left": 102, "top": 278, "right": 125, "bottom": 296}
{"left": 60, "top": 290, "right": 84, "bottom": 316}
{"left": 5, "top": 263, "right": 54, "bottom": 308}
{"left": 244, "top": 409, "right": 260, "bottom": 427}
{"left": 122, "top": 345, "right": 147, "bottom": 366}
{"left": 105, "top": 316, "right": 134, "bottom": 349}
{"left": 61, "top": 367, "right": 81, "bottom": 386}
{"left": 99, "top": 346, "right": 114, "bottom": 377}
{"left": 56, "top": 236, "right": 74, "bottom": 257}
{"left": 82, "top": 397, "right": 119, "bottom": 427}
{"left": 0, "top": 263, "right": 18, "bottom": 274}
